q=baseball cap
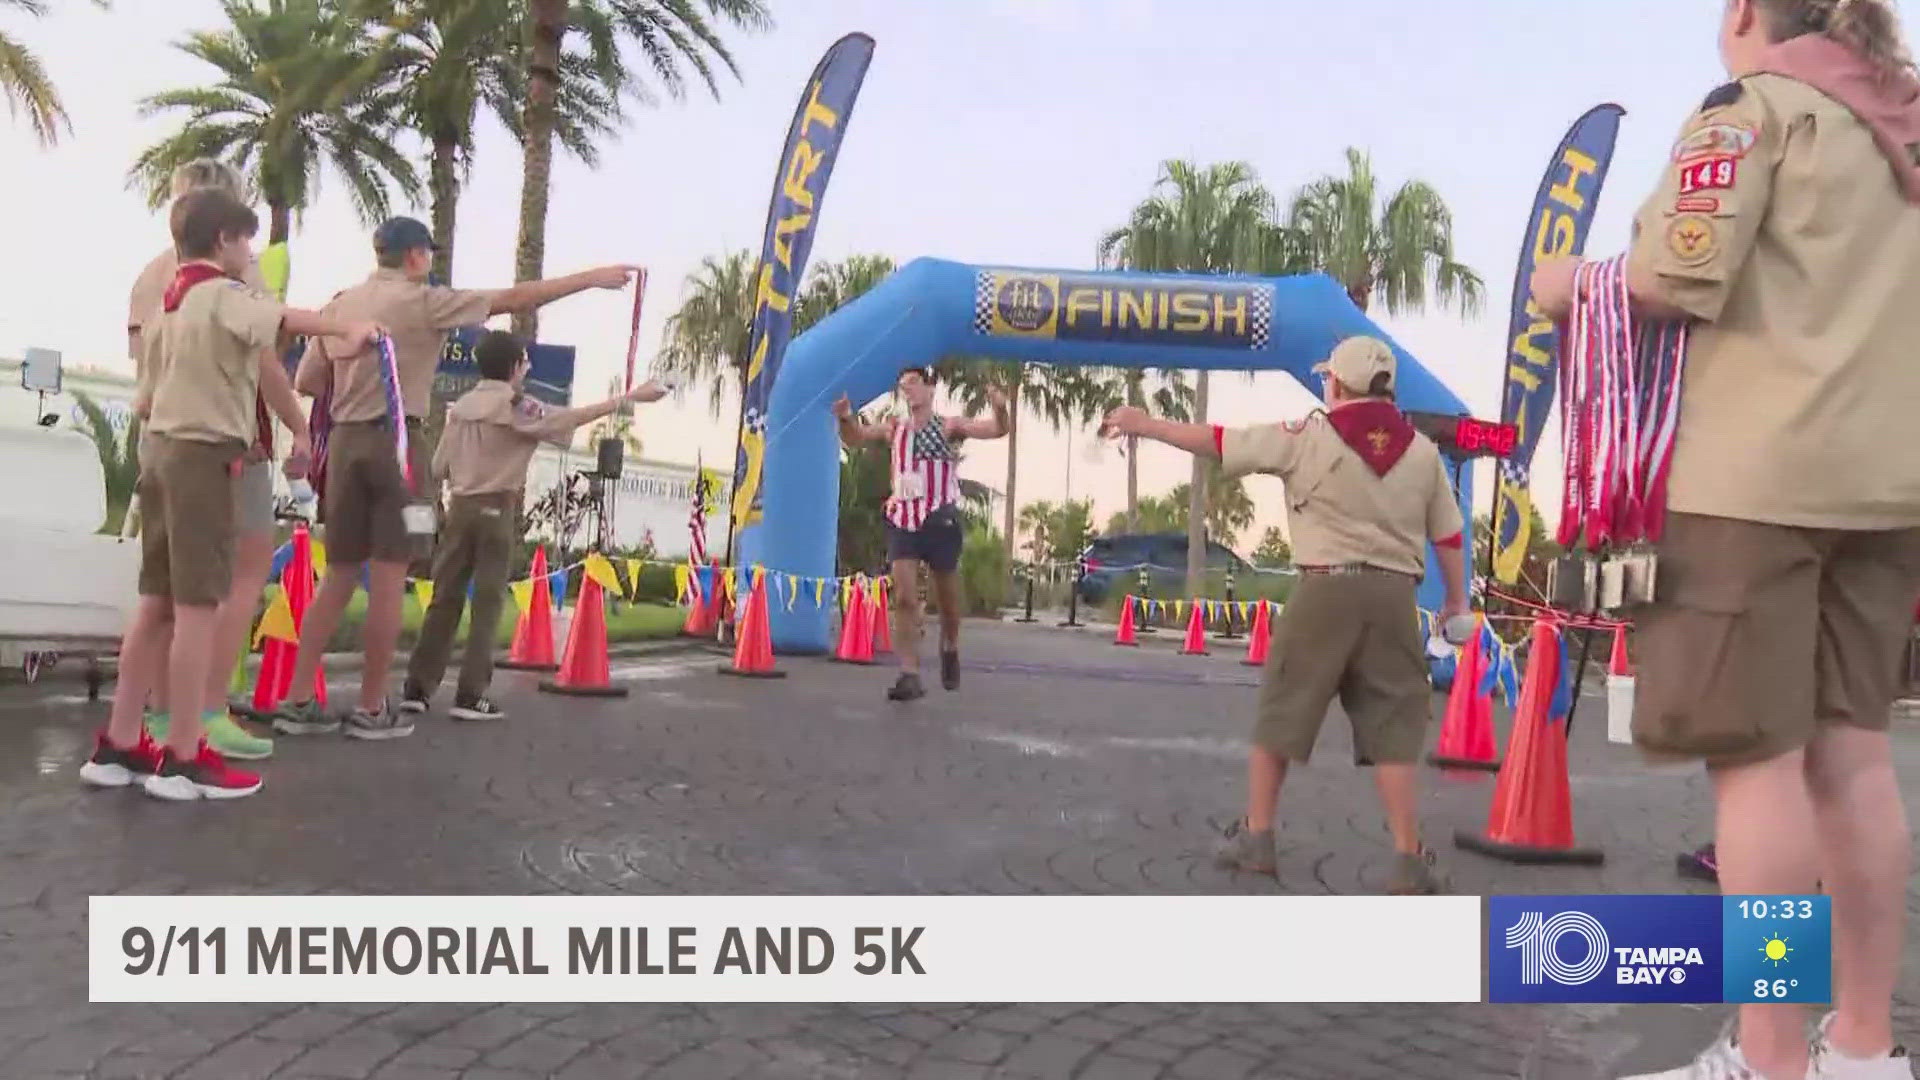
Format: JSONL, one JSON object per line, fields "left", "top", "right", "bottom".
{"left": 372, "top": 216, "right": 437, "bottom": 255}
{"left": 1314, "top": 335, "right": 1396, "bottom": 392}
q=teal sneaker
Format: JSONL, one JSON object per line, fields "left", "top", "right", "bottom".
{"left": 270, "top": 697, "right": 338, "bottom": 736}
{"left": 143, "top": 711, "right": 170, "bottom": 742}
{"left": 204, "top": 710, "right": 273, "bottom": 761}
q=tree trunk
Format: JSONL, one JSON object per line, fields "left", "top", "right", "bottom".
{"left": 1185, "top": 370, "right": 1209, "bottom": 597}
{"left": 268, "top": 201, "right": 291, "bottom": 246}
{"left": 1001, "top": 382, "right": 1020, "bottom": 563}
{"left": 429, "top": 136, "right": 460, "bottom": 284}
{"left": 513, "top": 0, "right": 566, "bottom": 341}
{"left": 1125, "top": 438, "right": 1139, "bottom": 532}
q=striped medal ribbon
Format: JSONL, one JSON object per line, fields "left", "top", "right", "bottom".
{"left": 376, "top": 334, "right": 415, "bottom": 494}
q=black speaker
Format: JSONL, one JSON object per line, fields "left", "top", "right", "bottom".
{"left": 596, "top": 437, "right": 624, "bottom": 480}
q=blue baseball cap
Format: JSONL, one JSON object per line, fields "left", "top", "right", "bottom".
{"left": 372, "top": 216, "right": 437, "bottom": 255}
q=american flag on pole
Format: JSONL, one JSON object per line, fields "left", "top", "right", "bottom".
{"left": 689, "top": 457, "right": 710, "bottom": 565}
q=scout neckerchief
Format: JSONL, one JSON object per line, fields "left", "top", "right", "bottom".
{"left": 1323, "top": 399, "right": 1415, "bottom": 477}
{"left": 163, "top": 261, "right": 274, "bottom": 459}
{"left": 374, "top": 333, "right": 416, "bottom": 494}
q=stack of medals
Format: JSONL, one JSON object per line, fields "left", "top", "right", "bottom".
{"left": 1549, "top": 255, "right": 1689, "bottom": 615}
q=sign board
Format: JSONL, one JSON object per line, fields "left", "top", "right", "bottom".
{"left": 21, "top": 348, "right": 61, "bottom": 394}
{"left": 435, "top": 328, "right": 576, "bottom": 408}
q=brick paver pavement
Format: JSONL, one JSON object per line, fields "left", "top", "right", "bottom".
{"left": 0, "top": 621, "right": 1915, "bottom": 1079}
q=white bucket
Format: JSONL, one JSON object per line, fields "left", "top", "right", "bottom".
{"left": 1607, "top": 674, "right": 1636, "bottom": 745}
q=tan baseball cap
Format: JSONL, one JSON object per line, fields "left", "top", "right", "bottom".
{"left": 1314, "top": 336, "right": 1396, "bottom": 392}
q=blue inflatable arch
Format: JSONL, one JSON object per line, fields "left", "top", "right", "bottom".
{"left": 737, "top": 257, "right": 1472, "bottom": 653}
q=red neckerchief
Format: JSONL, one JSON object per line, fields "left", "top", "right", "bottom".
{"left": 162, "top": 261, "right": 275, "bottom": 457}
{"left": 1324, "top": 399, "right": 1415, "bottom": 477}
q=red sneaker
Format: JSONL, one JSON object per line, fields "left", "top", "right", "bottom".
{"left": 141, "top": 741, "right": 262, "bottom": 801}
{"left": 78, "top": 729, "right": 164, "bottom": 788}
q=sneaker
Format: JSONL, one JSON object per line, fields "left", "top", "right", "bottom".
{"left": 79, "top": 729, "right": 165, "bottom": 788}
{"left": 204, "top": 711, "right": 273, "bottom": 761}
{"left": 1213, "top": 818, "right": 1277, "bottom": 875}
{"left": 1389, "top": 846, "right": 1446, "bottom": 895}
{"left": 142, "top": 742, "right": 262, "bottom": 801}
{"left": 449, "top": 696, "right": 505, "bottom": 722}
{"left": 1620, "top": 1027, "right": 1773, "bottom": 1079}
{"left": 1677, "top": 844, "right": 1719, "bottom": 883}
{"left": 940, "top": 649, "right": 960, "bottom": 691}
{"left": 143, "top": 710, "right": 169, "bottom": 742}
{"left": 398, "top": 681, "right": 429, "bottom": 715}
{"left": 1812, "top": 1014, "right": 1915, "bottom": 1079}
{"left": 886, "top": 673, "right": 926, "bottom": 702}
{"left": 270, "top": 697, "right": 339, "bottom": 736}
{"left": 344, "top": 700, "right": 413, "bottom": 741}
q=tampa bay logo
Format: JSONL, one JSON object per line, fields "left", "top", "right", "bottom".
{"left": 1504, "top": 910, "right": 1611, "bottom": 986}
{"left": 994, "top": 275, "right": 1057, "bottom": 333}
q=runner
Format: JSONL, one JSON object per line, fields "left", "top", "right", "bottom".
{"left": 1531, "top": 2, "right": 1920, "bottom": 1075}
{"left": 1100, "top": 336, "right": 1470, "bottom": 895}
{"left": 832, "top": 368, "right": 1009, "bottom": 701}
{"left": 400, "top": 330, "right": 665, "bottom": 721}
{"left": 124, "top": 158, "right": 310, "bottom": 763}
{"left": 272, "top": 216, "right": 640, "bottom": 741}
{"left": 81, "top": 189, "right": 379, "bottom": 800}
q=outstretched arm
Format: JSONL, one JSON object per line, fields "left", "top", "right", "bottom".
{"left": 487, "top": 265, "right": 640, "bottom": 316}
{"left": 948, "top": 387, "right": 1012, "bottom": 440}
{"left": 832, "top": 395, "right": 891, "bottom": 444}
{"left": 1099, "top": 406, "right": 1221, "bottom": 460}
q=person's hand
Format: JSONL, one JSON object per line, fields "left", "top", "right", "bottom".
{"left": 832, "top": 394, "right": 853, "bottom": 420}
{"left": 626, "top": 379, "right": 667, "bottom": 404}
{"left": 342, "top": 321, "right": 385, "bottom": 352}
{"left": 987, "top": 387, "right": 1010, "bottom": 413}
{"left": 282, "top": 432, "right": 313, "bottom": 480}
{"left": 587, "top": 264, "right": 643, "bottom": 290}
{"left": 1100, "top": 405, "right": 1149, "bottom": 439}
{"left": 1438, "top": 598, "right": 1474, "bottom": 644}
{"left": 1529, "top": 256, "right": 1583, "bottom": 320}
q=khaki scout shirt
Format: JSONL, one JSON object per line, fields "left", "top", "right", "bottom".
{"left": 1628, "top": 74, "right": 1920, "bottom": 529}
{"left": 142, "top": 271, "right": 287, "bottom": 446}
{"left": 1220, "top": 411, "right": 1462, "bottom": 578}
{"left": 300, "top": 268, "right": 491, "bottom": 422}
{"left": 433, "top": 380, "right": 602, "bottom": 496}
{"left": 129, "top": 246, "right": 268, "bottom": 393}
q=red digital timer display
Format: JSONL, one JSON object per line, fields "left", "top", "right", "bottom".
{"left": 1454, "top": 418, "right": 1518, "bottom": 457}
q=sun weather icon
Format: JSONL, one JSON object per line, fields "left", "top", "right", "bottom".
{"left": 1760, "top": 935, "right": 1793, "bottom": 968}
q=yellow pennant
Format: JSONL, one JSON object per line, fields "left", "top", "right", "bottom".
{"left": 814, "top": 577, "right": 827, "bottom": 607}
{"left": 1172, "top": 600, "right": 1184, "bottom": 622}
{"left": 787, "top": 574, "right": 799, "bottom": 611}
{"left": 673, "top": 564, "right": 690, "bottom": 604}
{"left": 725, "top": 568, "right": 739, "bottom": 602}
{"left": 252, "top": 585, "right": 298, "bottom": 647}
{"left": 309, "top": 538, "right": 328, "bottom": 579}
{"left": 583, "top": 552, "right": 621, "bottom": 594}
{"left": 509, "top": 579, "right": 534, "bottom": 616}
{"left": 414, "top": 580, "right": 434, "bottom": 612}
{"left": 627, "top": 559, "right": 643, "bottom": 599}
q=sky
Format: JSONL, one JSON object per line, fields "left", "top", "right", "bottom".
{"left": 6, "top": 0, "right": 1905, "bottom": 554}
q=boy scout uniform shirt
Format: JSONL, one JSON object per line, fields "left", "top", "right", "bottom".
{"left": 1219, "top": 412, "right": 1461, "bottom": 578}
{"left": 129, "top": 246, "right": 269, "bottom": 395}
{"left": 302, "top": 268, "right": 492, "bottom": 421}
{"left": 142, "top": 274, "right": 287, "bottom": 446}
{"left": 433, "top": 379, "right": 602, "bottom": 496}
{"left": 1627, "top": 73, "right": 1920, "bottom": 530}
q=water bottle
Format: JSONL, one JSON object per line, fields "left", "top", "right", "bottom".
{"left": 1441, "top": 613, "right": 1477, "bottom": 646}
{"left": 288, "top": 478, "right": 317, "bottom": 516}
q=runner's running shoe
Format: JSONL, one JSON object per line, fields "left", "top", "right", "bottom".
{"left": 79, "top": 729, "right": 165, "bottom": 788}
{"left": 142, "top": 742, "right": 262, "bottom": 801}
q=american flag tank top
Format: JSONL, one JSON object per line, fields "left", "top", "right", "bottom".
{"left": 885, "top": 416, "right": 962, "bottom": 531}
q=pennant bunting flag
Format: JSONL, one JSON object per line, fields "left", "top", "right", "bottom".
{"left": 509, "top": 579, "right": 534, "bottom": 616}
{"left": 549, "top": 568, "right": 567, "bottom": 608}
{"left": 787, "top": 574, "right": 799, "bottom": 611}
{"left": 310, "top": 539, "right": 328, "bottom": 579}
{"left": 584, "top": 552, "right": 621, "bottom": 594}
{"left": 627, "top": 560, "right": 643, "bottom": 599}
{"left": 253, "top": 586, "right": 298, "bottom": 647}
{"left": 673, "top": 565, "right": 690, "bottom": 605}
{"left": 415, "top": 580, "right": 434, "bottom": 612}
{"left": 815, "top": 577, "right": 827, "bottom": 607}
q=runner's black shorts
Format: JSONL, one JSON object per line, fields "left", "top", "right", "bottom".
{"left": 887, "top": 505, "right": 964, "bottom": 573}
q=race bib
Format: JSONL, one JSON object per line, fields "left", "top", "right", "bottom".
{"left": 896, "top": 472, "right": 927, "bottom": 500}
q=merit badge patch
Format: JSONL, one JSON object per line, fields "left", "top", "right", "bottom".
{"left": 1673, "top": 124, "right": 1757, "bottom": 163}
{"left": 1673, "top": 196, "right": 1722, "bottom": 214}
{"left": 1678, "top": 156, "right": 1737, "bottom": 195}
{"left": 1666, "top": 214, "right": 1719, "bottom": 266}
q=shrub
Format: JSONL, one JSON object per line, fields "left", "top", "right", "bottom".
{"left": 958, "top": 521, "right": 1010, "bottom": 616}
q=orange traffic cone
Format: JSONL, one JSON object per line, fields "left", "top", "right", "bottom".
{"left": 682, "top": 563, "right": 720, "bottom": 638}
{"left": 1607, "top": 623, "right": 1632, "bottom": 676}
{"left": 539, "top": 574, "right": 627, "bottom": 697}
{"left": 1178, "top": 601, "right": 1209, "bottom": 656}
{"left": 719, "top": 568, "right": 786, "bottom": 678}
{"left": 1454, "top": 619, "right": 1604, "bottom": 864}
{"left": 1241, "top": 601, "right": 1272, "bottom": 666}
{"left": 500, "top": 546, "right": 560, "bottom": 671}
{"left": 1428, "top": 615, "right": 1500, "bottom": 772}
{"left": 869, "top": 579, "right": 893, "bottom": 656}
{"left": 833, "top": 580, "right": 874, "bottom": 665}
{"left": 1113, "top": 595, "right": 1140, "bottom": 647}
{"left": 251, "top": 522, "right": 326, "bottom": 712}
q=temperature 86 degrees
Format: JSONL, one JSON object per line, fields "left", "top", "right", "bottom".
{"left": 1753, "top": 978, "right": 1801, "bottom": 999}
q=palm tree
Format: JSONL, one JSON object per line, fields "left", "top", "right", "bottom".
{"left": 2, "top": 0, "right": 106, "bottom": 146}
{"left": 795, "top": 254, "right": 896, "bottom": 329}
{"left": 1285, "top": 147, "right": 1485, "bottom": 317}
{"left": 1098, "top": 159, "right": 1281, "bottom": 595}
{"left": 945, "top": 360, "right": 1104, "bottom": 564}
{"left": 1106, "top": 494, "right": 1182, "bottom": 537}
{"left": 584, "top": 374, "right": 644, "bottom": 458}
{"left": 129, "top": 0, "right": 421, "bottom": 243}
{"left": 70, "top": 392, "right": 140, "bottom": 534}
{"left": 657, "top": 249, "right": 754, "bottom": 418}
{"left": 350, "top": 0, "right": 620, "bottom": 283}
{"left": 1169, "top": 462, "right": 1255, "bottom": 549}
{"left": 514, "top": 0, "right": 771, "bottom": 340}
{"left": 1085, "top": 366, "right": 1196, "bottom": 532}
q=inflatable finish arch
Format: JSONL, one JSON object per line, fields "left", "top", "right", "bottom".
{"left": 736, "top": 257, "right": 1472, "bottom": 653}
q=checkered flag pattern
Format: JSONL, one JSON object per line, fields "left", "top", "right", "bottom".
{"left": 1249, "top": 287, "right": 1274, "bottom": 349}
{"left": 972, "top": 272, "right": 995, "bottom": 334}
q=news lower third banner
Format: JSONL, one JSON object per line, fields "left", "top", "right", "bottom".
{"left": 88, "top": 895, "right": 1827, "bottom": 1004}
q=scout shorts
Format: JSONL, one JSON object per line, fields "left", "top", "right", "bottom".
{"left": 139, "top": 434, "right": 275, "bottom": 535}
{"left": 1255, "top": 570, "right": 1432, "bottom": 765}
{"left": 1633, "top": 512, "right": 1920, "bottom": 767}
{"left": 322, "top": 418, "right": 429, "bottom": 565}
{"left": 136, "top": 434, "right": 246, "bottom": 606}
{"left": 886, "top": 505, "right": 965, "bottom": 573}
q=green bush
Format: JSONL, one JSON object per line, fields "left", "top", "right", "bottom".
{"left": 959, "top": 522, "right": 1010, "bottom": 616}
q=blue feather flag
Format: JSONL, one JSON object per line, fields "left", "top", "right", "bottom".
{"left": 1547, "top": 626, "right": 1575, "bottom": 722}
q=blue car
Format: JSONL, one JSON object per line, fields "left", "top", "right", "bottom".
{"left": 1076, "top": 533, "right": 1254, "bottom": 605}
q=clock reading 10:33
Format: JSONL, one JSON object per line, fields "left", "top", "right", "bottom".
{"left": 1722, "top": 896, "right": 1831, "bottom": 1005}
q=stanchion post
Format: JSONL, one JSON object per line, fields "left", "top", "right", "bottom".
{"left": 1137, "top": 565, "right": 1157, "bottom": 634}
{"left": 1216, "top": 566, "right": 1241, "bottom": 641}
{"left": 1015, "top": 565, "right": 1038, "bottom": 624}
{"left": 1562, "top": 622, "right": 1599, "bottom": 738}
{"left": 1058, "top": 556, "right": 1084, "bottom": 628}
